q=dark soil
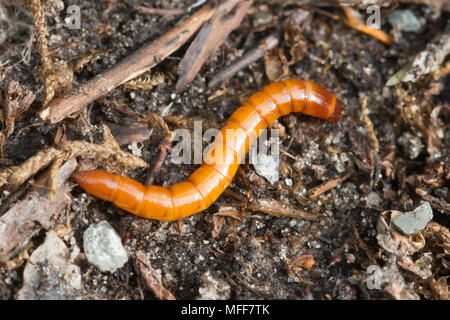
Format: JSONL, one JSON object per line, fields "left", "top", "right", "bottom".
{"left": 0, "top": 0, "right": 448, "bottom": 300}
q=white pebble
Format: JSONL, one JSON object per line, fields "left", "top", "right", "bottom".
{"left": 253, "top": 153, "right": 279, "bottom": 184}
{"left": 83, "top": 221, "right": 128, "bottom": 272}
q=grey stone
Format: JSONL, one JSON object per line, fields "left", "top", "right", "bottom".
{"left": 253, "top": 153, "right": 279, "bottom": 184}
{"left": 388, "top": 10, "right": 422, "bottom": 32}
{"left": 392, "top": 202, "right": 433, "bottom": 235}
{"left": 83, "top": 220, "right": 128, "bottom": 272}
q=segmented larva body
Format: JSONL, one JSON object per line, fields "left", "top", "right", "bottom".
{"left": 73, "top": 79, "right": 344, "bottom": 221}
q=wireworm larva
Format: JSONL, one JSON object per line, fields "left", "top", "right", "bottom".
{"left": 73, "top": 79, "right": 344, "bottom": 220}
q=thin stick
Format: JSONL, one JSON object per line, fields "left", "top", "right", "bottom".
{"left": 248, "top": 199, "right": 318, "bottom": 221}
{"left": 142, "top": 111, "right": 173, "bottom": 185}
{"left": 134, "top": 6, "right": 185, "bottom": 16}
{"left": 307, "top": 171, "right": 353, "bottom": 199}
{"left": 209, "top": 33, "right": 279, "bottom": 88}
{"left": 25, "top": 0, "right": 56, "bottom": 105}
{"left": 360, "top": 95, "right": 379, "bottom": 153}
{"left": 175, "top": 0, "right": 253, "bottom": 93}
{"left": 341, "top": 5, "right": 394, "bottom": 46}
{"left": 38, "top": 3, "right": 216, "bottom": 124}
{"left": 145, "top": 139, "right": 172, "bottom": 185}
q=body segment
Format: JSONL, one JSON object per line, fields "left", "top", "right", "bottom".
{"left": 74, "top": 79, "right": 344, "bottom": 220}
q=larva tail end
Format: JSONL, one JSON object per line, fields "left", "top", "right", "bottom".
{"left": 327, "top": 98, "right": 344, "bottom": 123}
{"left": 73, "top": 170, "right": 117, "bottom": 202}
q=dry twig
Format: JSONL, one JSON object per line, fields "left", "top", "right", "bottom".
{"left": 341, "top": 5, "right": 394, "bottom": 46}
{"left": 134, "top": 6, "right": 185, "bottom": 16}
{"left": 38, "top": 3, "right": 216, "bottom": 123}
{"left": 308, "top": 171, "right": 353, "bottom": 199}
{"left": 248, "top": 199, "right": 318, "bottom": 221}
{"left": 143, "top": 112, "right": 173, "bottom": 185}
{"left": 360, "top": 94, "right": 379, "bottom": 153}
{"left": 209, "top": 33, "right": 279, "bottom": 88}
{"left": 175, "top": 0, "right": 253, "bottom": 93}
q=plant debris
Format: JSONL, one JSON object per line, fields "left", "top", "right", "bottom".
{"left": 38, "top": 2, "right": 216, "bottom": 123}
{"left": 134, "top": 250, "right": 176, "bottom": 300}
{"left": 0, "top": 159, "right": 76, "bottom": 264}
{"left": 248, "top": 199, "right": 318, "bottom": 221}
{"left": 401, "top": 25, "right": 450, "bottom": 83}
{"left": 0, "top": 124, "right": 147, "bottom": 190}
{"left": 1, "top": 80, "right": 36, "bottom": 136}
{"left": 175, "top": 0, "right": 253, "bottom": 93}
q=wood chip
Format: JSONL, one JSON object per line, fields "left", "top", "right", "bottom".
{"left": 308, "top": 171, "right": 353, "bottom": 199}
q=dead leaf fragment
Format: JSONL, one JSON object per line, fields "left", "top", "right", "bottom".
{"left": 134, "top": 250, "right": 176, "bottom": 300}
{"left": 0, "top": 159, "right": 77, "bottom": 264}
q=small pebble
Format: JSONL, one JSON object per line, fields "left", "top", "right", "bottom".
{"left": 365, "top": 191, "right": 383, "bottom": 209}
{"left": 253, "top": 153, "right": 279, "bottom": 184}
{"left": 388, "top": 10, "right": 422, "bottom": 32}
{"left": 83, "top": 220, "right": 128, "bottom": 272}
{"left": 392, "top": 202, "right": 433, "bottom": 235}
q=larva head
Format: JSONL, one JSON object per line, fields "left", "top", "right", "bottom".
{"left": 305, "top": 80, "right": 344, "bottom": 123}
{"left": 72, "top": 170, "right": 118, "bottom": 202}
{"left": 283, "top": 79, "right": 344, "bottom": 122}
{"left": 327, "top": 97, "right": 344, "bottom": 123}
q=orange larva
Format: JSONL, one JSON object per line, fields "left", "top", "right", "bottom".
{"left": 73, "top": 79, "right": 344, "bottom": 220}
